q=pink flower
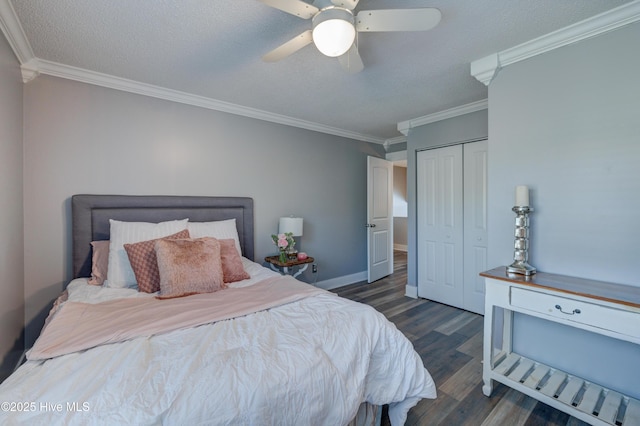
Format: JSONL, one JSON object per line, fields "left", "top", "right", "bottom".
{"left": 278, "top": 237, "right": 288, "bottom": 248}
{"left": 271, "top": 232, "right": 294, "bottom": 252}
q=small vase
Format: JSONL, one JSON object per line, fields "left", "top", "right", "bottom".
{"left": 279, "top": 251, "right": 288, "bottom": 263}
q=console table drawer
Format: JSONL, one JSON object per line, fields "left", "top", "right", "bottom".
{"left": 510, "top": 287, "right": 640, "bottom": 339}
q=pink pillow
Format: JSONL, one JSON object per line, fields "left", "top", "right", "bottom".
{"left": 124, "top": 229, "right": 190, "bottom": 293}
{"left": 88, "top": 240, "right": 110, "bottom": 285}
{"left": 154, "top": 237, "right": 225, "bottom": 299}
{"left": 219, "top": 239, "right": 250, "bottom": 283}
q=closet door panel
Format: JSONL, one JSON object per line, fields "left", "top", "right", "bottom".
{"left": 463, "top": 140, "right": 488, "bottom": 314}
{"left": 417, "top": 145, "right": 463, "bottom": 307}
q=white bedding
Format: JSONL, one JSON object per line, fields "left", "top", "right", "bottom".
{"left": 0, "top": 259, "right": 436, "bottom": 425}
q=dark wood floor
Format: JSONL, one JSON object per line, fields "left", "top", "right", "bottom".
{"left": 332, "top": 252, "right": 589, "bottom": 426}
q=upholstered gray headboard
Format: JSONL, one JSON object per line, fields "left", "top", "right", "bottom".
{"left": 71, "top": 194, "right": 254, "bottom": 279}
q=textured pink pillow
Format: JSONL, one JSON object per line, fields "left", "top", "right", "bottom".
{"left": 219, "top": 239, "right": 250, "bottom": 283}
{"left": 154, "top": 237, "right": 225, "bottom": 299}
{"left": 124, "top": 229, "right": 190, "bottom": 293}
{"left": 88, "top": 240, "right": 110, "bottom": 285}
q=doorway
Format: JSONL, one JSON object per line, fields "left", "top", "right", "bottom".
{"left": 385, "top": 150, "right": 408, "bottom": 260}
{"left": 392, "top": 162, "right": 408, "bottom": 253}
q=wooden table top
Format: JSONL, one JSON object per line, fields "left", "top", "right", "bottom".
{"left": 264, "top": 255, "right": 314, "bottom": 268}
{"left": 481, "top": 266, "right": 640, "bottom": 309}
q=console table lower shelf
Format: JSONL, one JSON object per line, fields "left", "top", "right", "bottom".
{"left": 480, "top": 267, "right": 640, "bottom": 426}
{"left": 487, "top": 351, "right": 640, "bottom": 426}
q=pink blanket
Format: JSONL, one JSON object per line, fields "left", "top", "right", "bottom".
{"left": 28, "top": 276, "right": 325, "bottom": 360}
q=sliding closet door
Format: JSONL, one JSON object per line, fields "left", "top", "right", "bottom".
{"left": 417, "top": 145, "right": 464, "bottom": 307}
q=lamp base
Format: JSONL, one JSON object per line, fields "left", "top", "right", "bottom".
{"left": 506, "top": 261, "right": 537, "bottom": 276}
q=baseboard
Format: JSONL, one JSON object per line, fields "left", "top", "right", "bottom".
{"left": 405, "top": 285, "right": 418, "bottom": 299}
{"left": 315, "top": 270, "right": 368, "bottom": 290}
{"left": 393, "top": 244, "right": 408, "bottom": 252}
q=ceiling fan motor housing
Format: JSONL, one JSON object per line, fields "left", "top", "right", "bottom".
{"left": 312, "top": 7, "right": 355, "bottom": 57}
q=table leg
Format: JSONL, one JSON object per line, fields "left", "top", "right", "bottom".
{"left": 482, "top": 303, "right": 495, "bottom": 397}
{"left": 293, "top": 264, "right": 308, "bottom": 278}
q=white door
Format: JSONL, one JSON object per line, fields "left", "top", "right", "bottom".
{"left": 417, "top": 145, "right": 464, "bottom": 306}
{"left": 367, "top": 156, "right": 393, "bottom": 283}
{"left": 463, "top": 140, "right": 488, "bottom": 314}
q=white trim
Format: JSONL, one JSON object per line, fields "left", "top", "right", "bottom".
{"left": 20, "top": 57, "right": 40, "bottom": 83}
{"left": 469, "top": 54, "right": 500, "bottom": 87}
{"left": 19, "top": 58, "right": 385, "bottom": 144}
{"left": 471, "top": 0, "right": 640, "bottom": 85}
{"left": 0, "top": 0, "right": 34, "bottom": 64}
{"left": 314, "top": 270, "right": 367, "bottom": 290}
{"left": 397, "top": 99, "right": 488, "bottom": 136}
{"left": 383, "top": 136, "right": 407, "bottom": 151}
{"left": 405, "top": 285, "right": 417, "bottom": 299}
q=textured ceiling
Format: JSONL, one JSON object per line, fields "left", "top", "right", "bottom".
{"left": 7, "top": 0, "right": 634, "bottom": 142}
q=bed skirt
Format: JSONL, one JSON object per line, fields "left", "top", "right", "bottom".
{"left": 347, "top": 402, "right": 381, "bottom": 426}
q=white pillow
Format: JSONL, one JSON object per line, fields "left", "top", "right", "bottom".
{"left": 188, "top": 219, "right": 242, "bottom": 256}
{"left": 105, "top": 218, "right": 189, "bottom": 289}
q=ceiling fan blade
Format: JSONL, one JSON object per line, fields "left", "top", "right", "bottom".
{"left": 257, "top": 0, "right": 318, "bottom": 19}
{"left": 338, "top": 43, "right": 364, "bottom": 73}
{"left": 330, "top": 0, "right": 360, "bottom": 10}
{"left": 355, "top": 8, "right": 442, "bottom": 32}
{"left": 262, "top": 30, "right": 313, "bottom": 62}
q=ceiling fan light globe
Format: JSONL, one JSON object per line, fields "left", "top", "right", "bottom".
{"left": 313, "top": 19, "right": 355, "bottom": 57}
{"left": 312, "top": 8, "right": 356, "bottom": 57}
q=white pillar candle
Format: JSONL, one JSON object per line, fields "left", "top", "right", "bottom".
{"left": 515, "top": 185, "right": 529, "bottom": 207}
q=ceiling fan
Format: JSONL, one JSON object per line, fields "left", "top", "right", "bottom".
{"left": 258, "top": 0, "right": 441, "bottom": 73}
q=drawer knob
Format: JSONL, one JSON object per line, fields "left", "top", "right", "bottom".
{"left": 555, "top": 304, "right": 581, "bottom": 315}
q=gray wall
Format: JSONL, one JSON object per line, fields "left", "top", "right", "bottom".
{"left": 0, "top": 32, "right": 24, "bottom": 378}
{"left": 489, "top": 23, "right": 640, "bottom": 284}
{"left": 386, "top": 142, "right": 407, "bottom": 154}
{"left": 488, "top": 22, "right": 640, "bottom": 397}
{"left": 22, "top": 75, "right": 384, "bottom": 346}
{"left": 406, "top": 110, "right": 489, "bottom": 287}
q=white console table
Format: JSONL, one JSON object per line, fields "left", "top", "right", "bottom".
{"left": 481, "top": 267, "right": 640, "bottom": 426}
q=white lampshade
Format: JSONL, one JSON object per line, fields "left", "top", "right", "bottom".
{"left": 279, "top": 216, "right": 303, "bottom": 237}
{"left": 312, "top": 9, "right": 355, "bottom": 57}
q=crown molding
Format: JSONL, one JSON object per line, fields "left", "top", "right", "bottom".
{"left": 469, "top": 54, "right": 500, "bottom": 87}
{"left": 471, "top": 0, "right": 640, "bottom": 85}
{"left": 20, "top": 59, "right": 385, "bottom": 144}
{"left": 20, "top": 57, "right": 40, "bottom": 82}
{"left": 385, "top": 136, "right": 407, "bottom": 145}
{"left": 382, "top": 136, "right": 407, "bottom": 151}
{"left": 397, "top": 99, "right": 488, "bottom": 136}
{"left": 0, "top": 0, "right": 34, "bottom": 64}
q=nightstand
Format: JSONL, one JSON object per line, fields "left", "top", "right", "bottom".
{"left": 264, "top": 255, "right": 314, "bottom": 278}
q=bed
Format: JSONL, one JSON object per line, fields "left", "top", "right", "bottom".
{"left": 0, "top": 194, "right": 436, "bottom": 425}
